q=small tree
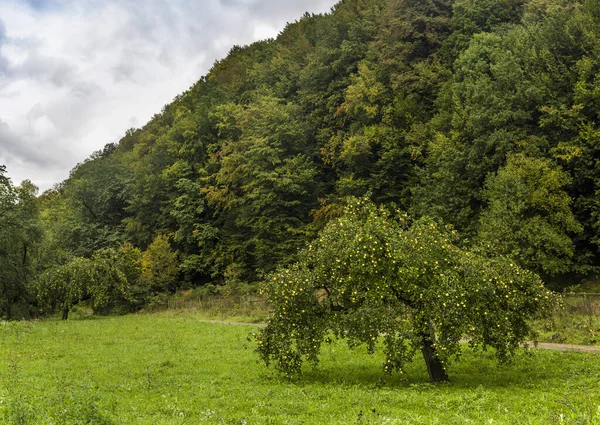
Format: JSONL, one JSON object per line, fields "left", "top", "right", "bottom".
{"left": 88, "top": 248, "right": 133, "bottom": 313}
{"left": 114, "top": 243, "right": 147, "bottom": 309}
{"left": 38, "top": 257, "right": 94, "bottom": 320}
{"left": 141, "top": 235, "right": 179, "bottom": 294}
{"left": 256, "top": 198, "right": 556, "bottom": 382}
{"left": 37, "top": 244, "right": 145, "bottom": 319}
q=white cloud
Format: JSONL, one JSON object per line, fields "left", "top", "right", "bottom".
{"left": 0, "top": 0, "right": 337, "bottom": 191}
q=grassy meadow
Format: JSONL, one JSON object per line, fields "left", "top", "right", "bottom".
{"left": 0, "top": 311, "right": 599, "bottom": 424}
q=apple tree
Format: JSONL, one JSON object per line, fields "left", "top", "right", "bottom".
{"left": 255, "top": 198, "right": 557, "bottom": 382}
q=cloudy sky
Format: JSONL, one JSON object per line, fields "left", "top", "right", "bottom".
{"left": 0, "top": 0, "right": 338, "bottom": 191}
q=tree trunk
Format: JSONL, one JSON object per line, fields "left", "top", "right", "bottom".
{"left": 421, "top": 335, "right": 449, "bottom": 383}
{"left": 62, "top": 307, "right": 69, "bottom": 320}
{"left": 3, "top": 285, "right": 11, "bottom": 321}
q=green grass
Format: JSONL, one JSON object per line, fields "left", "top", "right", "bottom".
{"left": 1, "top": 312, "right": 599, "bottom": 424}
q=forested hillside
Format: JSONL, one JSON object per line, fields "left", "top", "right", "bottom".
{"left": 3, "top": 0, "right": 600, "bottom": 319}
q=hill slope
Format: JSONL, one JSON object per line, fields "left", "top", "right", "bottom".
{"left": 3, "top": 0, "right": 599, "bottom": 317}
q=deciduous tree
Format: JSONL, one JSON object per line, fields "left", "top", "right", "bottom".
{"left": 0, "top": 169, "right": 42, "bottom": 319}
{"left": 477, "top": 154, "right": 582, "bottom": 277}
{"left": 256, "top": 198, "right": 556, "bottom": 382}
{"left": 141, "top": 235, "right": 179, "bottom": 294}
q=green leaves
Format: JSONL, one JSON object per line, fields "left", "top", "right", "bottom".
{"left": 477, "top": 154, "right": 582, "bottom": 276}
{"left": 0, "top": 171, "right": 42, "bottom": 319}
{"left": 36, "top": 244, "right": 146, "bottom": 318}
{"left": 257, "top": 198, "right": 556, "bottom": 381}
{"left": 140, "top": 235, "right": 179, "bottom": 294}
{"left": 201, "top": 96, "right": 322, "bottom": 281}
{"left": 37, "top": 257, "right": 94, "bottom": 316}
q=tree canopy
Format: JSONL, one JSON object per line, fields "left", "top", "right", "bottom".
{"left": 0, "top": 167, "right": 42, "bottom": 319}
{"left": 4, "top": 0, "right": 600, "bottom": 318}
{"left": 256, "top": 199, "right": 556, "bottom": 382}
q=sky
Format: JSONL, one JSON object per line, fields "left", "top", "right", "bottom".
{"left": 0, "top": 0, "right": 339, "bottom": 192}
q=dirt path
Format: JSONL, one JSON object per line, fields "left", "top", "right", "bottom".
{"left": 198, "top": 320, "right": 600, "bottom": 353}
{"left": 199, "top": 319, "right": 266, "bottom": 327}
{"left": 532, "top": 342, "right": 600, "bottom": 353}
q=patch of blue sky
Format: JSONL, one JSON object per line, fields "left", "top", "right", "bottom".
{"left": 20, "top": 0, "right": 66, "bottom": 11}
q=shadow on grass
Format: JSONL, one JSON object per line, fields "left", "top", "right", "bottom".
{"left": 288, "top": 347, "right": 586, "bottom": 391}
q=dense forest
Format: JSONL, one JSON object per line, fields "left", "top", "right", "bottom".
{"left": 2, "top": 0, "right": 600, "bottom": 319}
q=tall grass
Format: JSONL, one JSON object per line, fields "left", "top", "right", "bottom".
{"left": 152, "top": 283, "right": 269, "bottom": 323}
{"left": 535, "top": 293, "right": 600, "bottom": 346}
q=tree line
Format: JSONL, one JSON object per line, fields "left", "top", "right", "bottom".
{"left": 2, "top": 0, "right": 600, "bottom": 319}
